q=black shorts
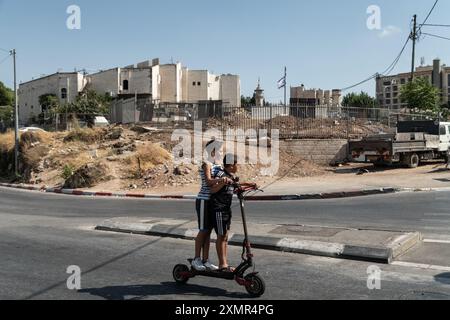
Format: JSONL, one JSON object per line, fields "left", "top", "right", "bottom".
{"left": 211, "top": 210, "right": 232, "bottom": 236}
{"left": 196, "top": 199, "right": 212, "bottom": 232}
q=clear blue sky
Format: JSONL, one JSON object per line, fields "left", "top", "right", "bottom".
{"left": 1, "top": 0, "right": 449, "bottom": 102}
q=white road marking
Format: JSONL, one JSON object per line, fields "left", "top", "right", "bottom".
{"left": 392, "top": 261, "right": 450, "bottom": 272}
{"left": 421, "top": 219, "right": 450, "bottom": 224}
{"left": 424, "top": 213, "right": 450, "bottom": 216}
{"left": 423, "top": 239, "right": 450, "bottom": 244}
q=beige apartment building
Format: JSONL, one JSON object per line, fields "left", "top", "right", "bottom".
{"left": 290, "top": 84, "right": 341, "bottom": 107}
{"left": 376, "top": 58, "right": 450, "bottom": 110}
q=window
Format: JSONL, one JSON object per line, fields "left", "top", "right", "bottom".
{"left": 197, "top": 82, "right": 201, "bottom": 86}
{"left": 385, "top": 93, "right": 391, "bottom": 98}
{"left": 393, "top": 99, "right": 398, "bottom": 104}
{"left": 385, "top": 99, "right": 391, "bottom": 104}
{"left": 383, "top": 81, "right": 391, "bottom": 86}
{"left": 401, "top": 78, "right": 406, "bottom": 85}
{"left": 61, "top": 88, "right": 67, "bottom": 99}
{"left": 440, "top": 126, "right": 447, "bottom": 135}
{"left": 123, "top": 80, "right": 129, "bottom": 91}
{"left": 393, "top": 86, "right": 398, "bottom": 92}
{"left": 192, "top": 82, "right": 196, "bottom": 86}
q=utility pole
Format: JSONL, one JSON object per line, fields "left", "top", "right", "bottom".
{"left": 284, "top": 66, "right": 287, "bottom": 107}
{"left": 11, "top": 49, "right": 19, "bottom": 177}
{"left": 135, "top": 90, "right": 138, "bottom": 124}
{"left": 410, "top": 14, "right": 418, "bottom": 82}
{"left": 66, "top": 77, "right": 70, "bottom": 131}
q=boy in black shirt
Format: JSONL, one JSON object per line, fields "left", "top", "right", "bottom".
{"left": 209, "top": 154, "right": 256, "bottom": 272}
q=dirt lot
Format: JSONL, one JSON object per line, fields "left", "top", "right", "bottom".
{"left": 0, "top": 125, "right": 330, "bottom": 193}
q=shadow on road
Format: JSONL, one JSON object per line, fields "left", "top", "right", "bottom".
{"left": 78, "top": 282, "right": 249, "bottom": 300}
{"left": 434, "top": 272, "right": 450, "bottom": 285}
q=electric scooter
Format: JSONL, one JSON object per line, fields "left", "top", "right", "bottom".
{"left": 172, "top": 179, "right": 266, "bottom": 297}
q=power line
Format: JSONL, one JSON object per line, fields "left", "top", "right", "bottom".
{"left": 421, "top": 23, "right": 450, "bottom": 28}
{"left": 0, "top": 54, "right": 11, "bottom": 66}
{"left": 418, "top": 0, "right": 439, "bottom": 33}
{"left": 422, "top": 32, "right": 450, "bottom": 41}
{"left": 340, "top": 35, "right": 411, "bottom": 91}
{"left": 381, "top": 36, "right": 411, "bottom": 76}
{"left": 0, "top": 47, "right": 10, "bottom": 53}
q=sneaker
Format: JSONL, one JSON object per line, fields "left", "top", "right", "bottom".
{"left": 191, "top": 258, "right": 206, "bottom": 271}
{"left": 203, "top": 260, "right": 219, "bottom": 271}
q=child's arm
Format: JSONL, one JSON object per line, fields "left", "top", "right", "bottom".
{"left": 203, "top": 163, "right": 232, "bottom": 187}
{"left": 210, "top": 179, "right": 229, "bottom": 194}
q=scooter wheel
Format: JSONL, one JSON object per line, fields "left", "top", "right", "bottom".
{"left": 244, "top": 274, "right": 266, "bottom": 297}
{"left": 173, "top": 264, "right": 190, "bottom": 284}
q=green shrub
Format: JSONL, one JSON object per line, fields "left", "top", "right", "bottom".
{"left": 61, "top": 164, "right": 75, "bottom": 180}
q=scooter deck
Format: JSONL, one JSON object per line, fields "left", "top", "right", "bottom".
{"left": 187, "top": 259, "right": 236, "bottom": 280}
{"left": 192, "top": 269, "right": 236, "bottom": 280}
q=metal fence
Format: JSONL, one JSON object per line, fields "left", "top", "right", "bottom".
{"left": 131, "top": 104, "right": 431, "bottom": 140}
{"left": 10, "top": 103, "right": 433, "bottom": 140}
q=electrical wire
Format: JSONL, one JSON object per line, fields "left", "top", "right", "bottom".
{"left": 340, "top": 35, "right": 411, "bottom": 91}
{"left": 0, "top": 54, "right": 11, "bottom": 66}
{"left": 422, "top": 32, "right": 450, "bottom": 41}
{"left": 418, "top": 0, "right": 439, "bottom": 33}
{"left": 421, "top": 24, "right": 450, "bottom": 28}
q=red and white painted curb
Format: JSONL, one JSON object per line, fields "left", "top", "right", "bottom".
{"left": 0, "top": 182, "right": 408, "bottom": 201}
{"left": 0, "top": 182, "right": 197, "bottom": 200}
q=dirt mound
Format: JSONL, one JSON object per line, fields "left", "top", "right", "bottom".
{"left": 64, "top": 163, "right": 111, "bottom": 189}
{"left": 64, "top": 128, "right": 106, "bottom": 144}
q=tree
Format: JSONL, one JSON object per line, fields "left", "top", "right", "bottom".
{"left": 59, "top": 89, "right": 112, "bottom": 115}
{"left": 0, "top": 81, "right": 14, "bottom": 107}
{"left": 400, "top": 77, "right": 441, "bottom": 116}
{"left": 57, "top": 89, "right": 112, "bottom": 126}
{"left": 0, "top": 105, "right": 13, "bottom": 126}
{"left": 342, "top": 91, "right": 378, "bottom": 108}
{"left": 241, "top": 95, "right": 256, "bottom": 107}
{"left": 39, "top": 94, "right": 59, "bottom": 114}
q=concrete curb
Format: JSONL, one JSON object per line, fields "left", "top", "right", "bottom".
{"left": 95, "top": 219, "right": 422, "bottom": 264}
{"left": 0, "top": 182, "right": 405, "bottom": 202}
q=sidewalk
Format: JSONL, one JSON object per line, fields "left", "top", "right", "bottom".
{"left": 260, "top": 163, "right": 450, "bottom": 196}
{"left": 95, "top": 217, "right": 422, "bottom": 264}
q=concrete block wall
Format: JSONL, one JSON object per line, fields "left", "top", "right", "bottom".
{"left": 280, "top": 139, "right": 349, "bottom": 165}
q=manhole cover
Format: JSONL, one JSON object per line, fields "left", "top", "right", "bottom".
{"left": 270, "top": 225, "right": 344, "bottom": 237}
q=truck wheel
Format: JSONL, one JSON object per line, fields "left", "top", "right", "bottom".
{"left": 405, "top": 153, "right": 420, "bottom": 168}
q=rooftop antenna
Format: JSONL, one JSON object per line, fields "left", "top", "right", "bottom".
{"left": 420, "top": 57, "right": 425, "bottom": 66}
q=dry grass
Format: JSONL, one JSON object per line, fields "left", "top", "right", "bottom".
{"left": 20, "top": 131, "right": 52, "bottom": 150}
{"left": 124, "top": 143, "right": 172, "bottom": 177}
{"left": 0, "top": 130, "right": 15, "bottom": 153}
{"left": 64, "top": 128, "right": 105, "bottom": 144}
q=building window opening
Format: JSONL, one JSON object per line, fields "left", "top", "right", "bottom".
{"left": 61, "top": 88, "right": 67, "bottom": 99}
{"left": 123, "top": 80, "right": 129, "bottom": 91}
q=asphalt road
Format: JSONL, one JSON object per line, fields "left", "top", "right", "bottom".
{"left": 2, "top": 186, "right": 450, "bottom": 237}
{"left": 1, "top": 187, "right": 450, "bottom": 300}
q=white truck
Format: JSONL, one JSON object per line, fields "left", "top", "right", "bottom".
{"left": 349, "top": 120, "right": 450, "bottom": 168}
